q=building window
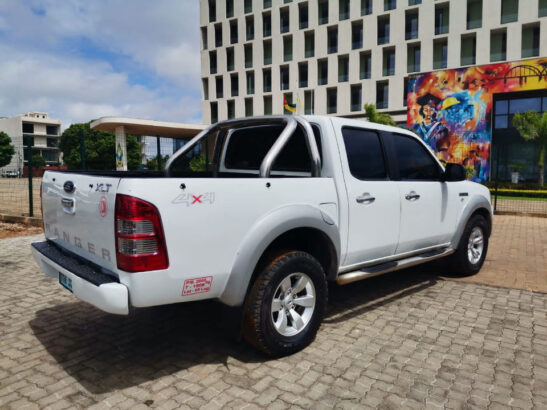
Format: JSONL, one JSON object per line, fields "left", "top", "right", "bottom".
{"left": 433, "top": 38, "right": 448, "bottom": 69}
{"left": 360, "top": 51, "right": 371, "bottom": 79}
{"left": 210, "top": 102, "right": 218, "bottom": 124}
{"left": 328, "top": 26, "right": 338, "bottom": 54}
{"left": 305, "top": 31, "right": 315, "bottom": 57}
{"left": 22, "top": 123, "right": 34, "bottom": 134}
{"left": 245, "top": 98, "right": 253, "bottom": 117}
{"left": 409, "top": 0, "right": 422, "bottom": 5}
{"left": 229, "top": 20, "right": 238, "bottom": 44}
{"left": 226, "top": 47, "right": 234, "bottom": 71}
{"left": 299, "top": 3, "right": 309, "bottom": 29}
{"left": 280, "top": 7, "right": 290, "bottom": 33}
{"left": 318, "top": 59, "right": 328, "bottom": 85}
{"left": 202, "top": 78, "right": 209, "bottom": 100}
{"left": 226, "top": 0, "right": 234, "bottom": 18}
{"left": 522, "top": 25, "right": 540, "bottom": 58}
{"left": 383, "top": 48, "right": 395, "bottom": 76}
{"left": 263, "top": 40, "right": 272, "bottom": 65}
{"left": 318, "top": 0, "right": 328, "bottom": 25}
{"left": 283, "top": 35, "right": 293, "bottom": 61}
{"left": 23, "top": 135, "right": 34, "bottom": 146}
{"left": 231, "top": 73, "right": 239, "bottom": 97}
{"left": 209, "top": 50, "right": 217, "bottom": 74}
{"left": 378, "top": 15, "right": 390, "bottom": 45}
{"left": 299, "top": 62, "right": 308, "bottom": 88}
{"left": 246, "top": 71, "right": 255, "bottom": 94}
{"left": 201, "top": 27, "right": 208, "bottom": 50}
{"left": 263, "top": 12, "right": 271, "bottom": 37}
{"left": 216, "top": 76, "right": 223, "bottom": 99}
{"left": 244, "top": 0, "right": 252, "bottom": 14}
{"left": 541, "top": 0, "right": 547, "bottom": 17}
{"left": 245, "top": 43, "right": 253, "bottom": 68}
{"left": 376, "top": 81, "right": 389, "bottom": 109}
{"left": 339, "top": 0, "right": 350, "bottom": 20}
{"left": 361, "top": 0, "right": 372, "bottom": 15}
{"left": 214, "top": 23, "right": 222, "bottom": 47}
{"left": 227, "top": 100, "right": 235, "bottom": 119}
{"left": 403, "top": 77, "right": 409, "bottom": 107}
{"left": 305, "top": 90, "right": 314, "bottom": 114}
{"left": 405, "top": 10, "right": 418, "bottom": 40}
{"left": 352, "top": 21, "right": 363, "bottom": 49}
{"left": 494, "top": 95, "right": 546, "bottom": 130}
{"left": 209, "top": 0, "right": 216, "bottom": 22}
{"left": 501, "top": 0, "right": 518, "bottom": 23}
{"left": 467, "top": 0, "right": 482, "bottom": 29}
{"left": 435, "top": 3, "right": 449, "bottom": 35}
{"left": 338, "top": 55, "right": 349, "bottom": 82}
{"left": 407, "top": 43, "right": 420, "bottom": 73}
{"left": 264, "top": 95, "right": 273, "bottom": 115}
{"left": 351, "top": 84, "right": 362, "bottom": 112}
{"left": 263, "top": 68, "right": 272, "bottom": 92}
{"left": 461, "top": 34, "right": 476, "bottom": 66}
{"left": 384, "top": 0, "right": 396, "bottom": 11}
{"left": 490, "top": 30, "right": 507, "bottom": 62}
{"left": 327, "top": 88, "right": 337, "bottom": 114}
{"left": 280, "top": 65, "right": 289, "bottom": 90}
{"left": 46, "top": 125, "right": 58, "bottom": 135}
{"left": 264, "top": 0, "right": 272, "bottom": 9}
{"left": 246, "top": 16, "right": 254, "bottom": 40}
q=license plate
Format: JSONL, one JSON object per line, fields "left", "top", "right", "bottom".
{"left": 59, "top": 273, "right": 73, "bottom": 292}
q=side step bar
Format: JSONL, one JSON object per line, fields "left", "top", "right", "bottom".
{"left": 336, "top": 247, "right": 454, "bottom": 285}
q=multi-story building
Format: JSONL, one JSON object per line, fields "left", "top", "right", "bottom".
{"left": 0, "top": 112, "right": 62, "bottom": 174}
{"left": 199, "top": 0, "right": 546, "bottom": 126}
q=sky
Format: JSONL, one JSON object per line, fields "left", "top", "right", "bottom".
{"left": 0, "top": 0, "right": 202, "bottom": 129}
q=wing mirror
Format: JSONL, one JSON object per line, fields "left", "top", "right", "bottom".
{"left": 441, "top": 163, "right": 466, "bottom": 182}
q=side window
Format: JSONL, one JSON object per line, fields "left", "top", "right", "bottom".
{"left": 393, "top": 133, "right": 441, "bottom": 180}
{"left": 342, "top": 127, "right": 386, "bottom": 179}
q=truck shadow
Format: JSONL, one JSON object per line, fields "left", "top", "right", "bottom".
{"left": 29, "top": 263, "right": 443, "bottom": 395}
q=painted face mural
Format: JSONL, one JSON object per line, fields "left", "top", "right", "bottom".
{"left": 407, "top": 58, "right": 547, "bottom": 182}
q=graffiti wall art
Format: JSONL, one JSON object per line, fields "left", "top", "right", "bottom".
{"left": 407, "top": 58, "right": 547, "bottom": 181}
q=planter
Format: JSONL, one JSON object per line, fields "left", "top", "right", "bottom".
{"left": 511, "top": 172, "right": 519, "bottom": 184}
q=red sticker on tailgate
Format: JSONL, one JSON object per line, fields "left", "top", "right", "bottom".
{"left": 182, "top": 276, "right": 213, "bottom": 296}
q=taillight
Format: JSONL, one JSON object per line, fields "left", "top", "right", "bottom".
{"left": 115, "top": 194, "right": 169, "bottom": 272}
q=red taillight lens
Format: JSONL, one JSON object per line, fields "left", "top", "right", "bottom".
{"left": 115, "top": 194, "right": 169, "bottom": 272}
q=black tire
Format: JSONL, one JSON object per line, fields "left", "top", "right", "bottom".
{"left": 449, "top": 214, "right": 489, "bottom": 276}
{"left": 242, "top": 251, "right": 327, "bottom": 356}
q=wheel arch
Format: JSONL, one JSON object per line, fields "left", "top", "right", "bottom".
{"left": 451, "top": 196, "right": 493, "bottom": 249}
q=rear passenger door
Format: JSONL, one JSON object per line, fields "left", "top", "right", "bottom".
{"left": 340, "top": 127, "right": 400, "bottom": 266}
{"left": 389, "top": 132, "right": 459, "bottom": 254}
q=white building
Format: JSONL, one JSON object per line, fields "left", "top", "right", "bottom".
{"left": 0, "top": 112, "right": 62, "bottom": 174}
{"left": 199, "top": 0, "right": 547, "bottom": 125}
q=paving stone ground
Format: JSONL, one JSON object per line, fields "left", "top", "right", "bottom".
{"left": 0, "top": 215, "right": 546, "bottom": 409}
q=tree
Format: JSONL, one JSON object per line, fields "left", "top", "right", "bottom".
{"left": 512, "top": 111, "right": 547, "bottom": 186}
{"left": 60, "top": 122, "right": 142, "bottom": 170}
{"left": 146, "top": 155, "right": 170, "bottom": 170}
{"left": 31, "top": 154, "right": 46, "bottom": 168}
{"left": 363, "top": 103, "right": 397, "bottom": 127}
{"left": 0, "top": 131, "right": 15, "bottom": 168}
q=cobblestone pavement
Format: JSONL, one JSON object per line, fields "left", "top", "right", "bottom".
{"left": 0, "top": 233, "right": 546, "bottom": 409}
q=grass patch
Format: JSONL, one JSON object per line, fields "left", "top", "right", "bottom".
{"left": 495, "top": 196, "right": 547, "bottom": 202}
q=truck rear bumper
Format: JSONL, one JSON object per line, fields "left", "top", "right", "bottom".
{"left": 31, "top": 241, "right": 129, "bottom": 315}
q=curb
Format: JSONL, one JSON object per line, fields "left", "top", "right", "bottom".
{"left": 494, "top": 210, "right": 547, "bottom": 218}
{"left": 0, "top": 214, "right": 43, "bottom": 227}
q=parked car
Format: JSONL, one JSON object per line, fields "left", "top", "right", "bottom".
{"left": 1, "top": 170, "right": 18, "bottom": 178}
{"left": 32, "top": 116, "right": 492, "bottom": 355}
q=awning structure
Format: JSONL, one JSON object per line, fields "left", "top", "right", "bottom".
{"left": 90, "top": 117, "right": 206, "bottom": 170}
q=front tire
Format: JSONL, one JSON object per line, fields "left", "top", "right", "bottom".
{"left": 242, "top": 251, "right": 327, "bottom": 356}
{"left": 450, "top": 214, "right": 489, "bottom": 276}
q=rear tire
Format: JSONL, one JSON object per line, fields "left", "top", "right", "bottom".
{"left": 242, "top": 251, "right": 327, "bottom": 356}
{"left": 449, "top": 214, "right": 489, "bottom": 276}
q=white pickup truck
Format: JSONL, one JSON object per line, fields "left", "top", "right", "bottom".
{"left": 32, "top": 116, "right": 492, "bottom": 355}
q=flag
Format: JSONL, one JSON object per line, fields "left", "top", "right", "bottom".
{"left": 283, "top": 95, "right": 296, "bottom": 113}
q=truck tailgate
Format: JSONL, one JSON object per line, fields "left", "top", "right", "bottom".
{"left": 41, "top": 171, "right": 120, "bottom": 272}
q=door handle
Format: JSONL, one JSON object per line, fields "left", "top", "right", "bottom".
{"left": 405, "top": 191, "right": 420, "bottom": 201}
{"left": 356, "top": 193, "right": 376, "bottom": 204}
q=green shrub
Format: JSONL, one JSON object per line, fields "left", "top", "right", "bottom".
{"left": 488, "top": 188, "right": 547, "bottom": 199}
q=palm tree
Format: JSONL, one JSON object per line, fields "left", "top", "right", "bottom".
{"left": 512, "top": 111, "right": 547, "bottom": 186}
{"left": 363, "top": 104, "right": 397, "bottom": 126}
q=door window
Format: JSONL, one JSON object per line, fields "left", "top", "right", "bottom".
{"left": 342, "top": 128, "right": 386, "bottom": 180}
{"left": 393, "top": 134, "right": 441, "bottom": 180}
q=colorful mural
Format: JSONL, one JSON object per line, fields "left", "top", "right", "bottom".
{"left": 407, "top": 58, "right": 547, "bottom": 182}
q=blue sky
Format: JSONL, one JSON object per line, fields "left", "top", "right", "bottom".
{"left": 0, "top": 0, "right": 202, "bottom": 128}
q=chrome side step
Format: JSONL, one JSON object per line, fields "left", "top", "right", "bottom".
{"left": 336, "top": 247, "right": 454, "bottom": 285}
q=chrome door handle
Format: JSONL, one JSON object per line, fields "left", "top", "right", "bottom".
{"left": 356, "top": 193, "right": 376, "bottom": 204}
{"left": 405, "top": 191, "right": 420, "bottom": 201}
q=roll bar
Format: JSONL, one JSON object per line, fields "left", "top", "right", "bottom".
{"left": 165, "top": 116, "right": 322, "bottom": 178}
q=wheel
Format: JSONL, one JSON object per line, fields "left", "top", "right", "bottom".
{"left": 242, "top": 251, "right": 327, "bottom": 356}
{"left": 449, "top": 214, "right": 489, "bottom": 276}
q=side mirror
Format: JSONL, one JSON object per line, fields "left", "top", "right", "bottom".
{"left": 441, "top": 163, "right": 466, "bottom": 182}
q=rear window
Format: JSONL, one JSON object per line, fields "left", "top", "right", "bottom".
{"left": 224, "top": 124, "right": 322, "bottom": 173}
